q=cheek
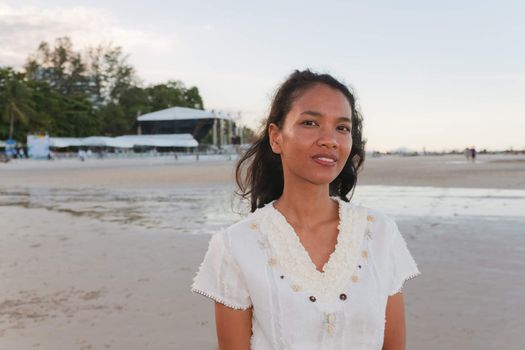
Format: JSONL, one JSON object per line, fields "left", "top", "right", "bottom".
{"left": 288, "top": 127, "right": 312, "bottom": 140}
{"left": 281, "top": 129, "right": 311, "bottom": 150}
{"left": 339, "top": 135, "right": 353, "bottom": 153}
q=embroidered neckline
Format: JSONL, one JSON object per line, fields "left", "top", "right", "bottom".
{"left": 258, "top": 197, "right": 368, "bottom": 305}
{"left": 269, "top": 197, "right": 344, "bottom": 274}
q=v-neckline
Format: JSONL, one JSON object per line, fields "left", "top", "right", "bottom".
{"left": 258, "top": 197, "right": 368, "bottom": 303}
{"left": 269, "top": 196, "right": 343, "bottom": 274}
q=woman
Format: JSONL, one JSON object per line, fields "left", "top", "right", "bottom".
{"left": 192, "top": 70, "right": 421, "bottom": 349}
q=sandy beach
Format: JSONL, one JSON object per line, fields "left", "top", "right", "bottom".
{"left": 1, "top": 154, "right": 524, "bottom": 349}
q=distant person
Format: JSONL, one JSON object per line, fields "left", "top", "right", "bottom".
{"left": 232, "top": 135, "right": 241, "bottom": 154}
{"left": 465, "top": 147, "right": 471, "bottom": 161}
{"left": 16, "top": 147, "right": 24, "bottom": 159}
{"left": 191, "top": 69, "right": 421, "bottom": 349}
{"left": 78, "top": 149, "right": 86, "bottom": 162}
{"left": 470, "top": 146, "right": 477, "bottom": 162}
{"left": 0, "top": 153, "right": 9, "bottom": 163}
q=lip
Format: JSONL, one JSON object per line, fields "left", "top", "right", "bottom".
{"left": 312, "top": 154, "right": 338, "bottom": 167}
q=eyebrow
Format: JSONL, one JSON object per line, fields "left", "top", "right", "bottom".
{"left": 300, "top": 110, "right": 352, "bottom": 123}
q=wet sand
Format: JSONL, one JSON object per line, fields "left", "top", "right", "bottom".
{"left": 1, "top": 154, "right": 524, "bottom": 349}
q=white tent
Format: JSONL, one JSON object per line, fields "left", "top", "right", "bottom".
{"left": 81, "top": 137, "right": 135, "bottom": 148}
{"left": 137, "top": 107, "right": 234, "bottom": 122}
{"left": 49, "top": 134, "right": 198, "bottom": 149}
{"left": 136, "top": 107, "right": 236, "bottom": 148}
{"left": 49, "top": 137, "right": 84, "bottom": 148}
{"left": 116, "top": 134, "right": 198, "bottom": 147}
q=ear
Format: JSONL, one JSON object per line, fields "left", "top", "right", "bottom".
{"left": 268, "top": 123, "right": 283, "bottom": 154}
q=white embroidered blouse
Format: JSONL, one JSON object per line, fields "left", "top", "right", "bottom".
{"left": 191, "top": 197, "right": 421, "bottom": 349}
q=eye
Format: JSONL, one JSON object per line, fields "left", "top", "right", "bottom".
{"left": 337, "top": 125, "right": 352, "bottom": 133}
{"left": 301, "top": 120, "right": 318, "bottom": 126}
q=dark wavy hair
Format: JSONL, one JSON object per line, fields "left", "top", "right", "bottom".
{"left": 235, "top": 69, "right": 366, "bottom": 212}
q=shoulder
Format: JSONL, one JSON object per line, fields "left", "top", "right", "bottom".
{"left": 342, "top": 201, "right": 398, "bottom": 243}
{"left": 216, "top": 205, "right": 269, "bottom": 252}
{"left": 341, "top": 200, "right": 394, "bottom": 227}
{"left": 225, "top": 205, "right": 266, "bottom": 235}
{"left": 364, "top": 206, "right": 396, "bottom": 230}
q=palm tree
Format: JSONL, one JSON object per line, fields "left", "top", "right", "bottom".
{"left": 1, "top": 78, "right": 35, "bottom": 141}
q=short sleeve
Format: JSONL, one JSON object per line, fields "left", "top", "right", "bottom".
{"left": 387, "top": 219, "right": 421, "bottom": 296}
{"left": 191, "top": 232, "right": 252, "bottom": 310}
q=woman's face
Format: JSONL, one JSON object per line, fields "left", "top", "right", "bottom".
{"left": 269, "top": 83, "right": 353, "bottom": 187}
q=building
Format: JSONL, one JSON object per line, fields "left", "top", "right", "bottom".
{"left": 136, "top": 107, "right": 237, "bottom": 147}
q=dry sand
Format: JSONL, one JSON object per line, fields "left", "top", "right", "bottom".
{"left": 1, "top": 154, "right": 524, "bottom": 349}
{"left": 1, "top": 153, "right": 524, "bottom": 189}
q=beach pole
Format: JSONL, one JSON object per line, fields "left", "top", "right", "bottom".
{"left": 212, "top": 119, "right": 217, "bottom": 147}
{"left": 219, "top": 118, "right": 224, "bottom": 149}
{"left": 228, "top": 118, "right": 233, "bottom": 146}
{"left": 240, "top": 126, "right": 244, "bottom": 145}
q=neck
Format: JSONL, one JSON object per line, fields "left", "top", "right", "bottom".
{"left": 273, "top": 175, "right": 337, "bottom": 228}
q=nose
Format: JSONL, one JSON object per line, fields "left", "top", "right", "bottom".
{"left": 316, "top": 128, "right": 338, "bottom": 149}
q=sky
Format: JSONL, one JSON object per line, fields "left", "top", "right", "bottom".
{"left": 1, "top": 0, "right": 524, "bottom": 152}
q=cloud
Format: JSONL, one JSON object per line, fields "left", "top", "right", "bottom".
{"left": 0, "top": 3, "right": 178, "bottom": 68}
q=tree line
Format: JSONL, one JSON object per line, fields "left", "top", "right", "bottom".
{"left": 0, "top": 37, "right": 204, "bottom": 142}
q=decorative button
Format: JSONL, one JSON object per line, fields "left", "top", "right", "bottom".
{"left": 309, "top": 296, "right": 316, "bottom": 302}
{"left": 358, "top": 265, "right": 362, "bottom": 269}
{"left": 339, "top": 293, "right": 347, "bottom": 300}
{"left": 280, "top": 275, "right": 284, "bottom": 279}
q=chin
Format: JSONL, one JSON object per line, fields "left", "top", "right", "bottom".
{"left": 286, "top": 165, "right": 341, "bottom": 186}
{"left": 305, "top": 174, "right": 339, "bottom": 186}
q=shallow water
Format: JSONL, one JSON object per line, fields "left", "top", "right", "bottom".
{"left": 353, "top": 186, "right": 525, "bottom": 220}
{"left": 0, "top": 186, "right": 242, "bottom": 234}
{"left": 1, "top": 185, "right": 524, "bottom": 234}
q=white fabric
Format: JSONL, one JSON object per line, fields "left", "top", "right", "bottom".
{"left": 137, "top": 106, "right": 234, "bottom": 121}
{"left": 49, "top": 134, "right": 198, "bottom": 148}
{"left": 191, "top": 197, "right": 421, "bottom": 349}
{"left": 49, "top": 137, "right": 84, "bottom": 148}
{"left": 81, "top": 136, "right": 135, "bottom": 148}
{"left": 116, "top": 134, "right": 198, "bottom": 147}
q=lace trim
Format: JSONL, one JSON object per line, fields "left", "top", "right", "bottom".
{"left": 258, "top": 197, "right": 368, "bottom": 303}
{"left": 191, "top": 287, "right": 252, "bottom": 310}
{"left": 389, "top": 270, "right": 421, "bottom": 296}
